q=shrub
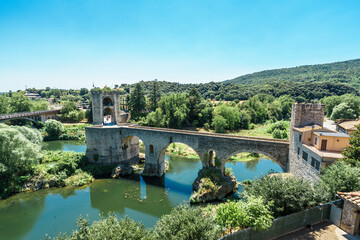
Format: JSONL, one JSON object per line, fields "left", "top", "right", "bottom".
{"left": 0, "top": 124, "right": 41, "bottom": 198}
{"left": 48, "top": 214, "right": 150, "bottom": 240}
{"left": 317, "top": 161, "right": 360, "bottom": 201}
{"left": 212, "top": 115, "right": 227, "bottom": 133}
{"left": 153, "top": 205, "right": 220, "bottom": 240}
{"left": 215, "top": 196, "right": 273, "bottom": 233}
{"left": 243, "top": 175, "right": 319, "bottom": 217}
{"left": 45, "top": 120, "right": 65, "bottom": 137}
{"left": 203, "top": 122, "right": 210, "bottom": 131}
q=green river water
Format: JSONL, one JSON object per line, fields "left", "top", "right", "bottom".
{"left": 0, "top": 141, "right": 283, "bottom": 240}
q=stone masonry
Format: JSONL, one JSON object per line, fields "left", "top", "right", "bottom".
{"left": 289, "top": 103, "right": 326, "bottom": 183}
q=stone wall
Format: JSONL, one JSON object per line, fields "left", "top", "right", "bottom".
{"left": 340, "top": 201, "right": 360, "bottom": 235}
{"left": 85, "top": 125, "right": 290, "bottom": 177}
{"left": 91, "top": 91, "right": 129, "bottom": 125}
{"left": 290, "top": 103, "right": 325, "bottom": 128}
{"left": 289, "top": 103, "right": 326, "bottom": 183}
{"left": 288, "top": 130, "right": 321, "bottom": 183}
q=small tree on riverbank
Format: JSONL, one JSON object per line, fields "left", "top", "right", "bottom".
{"left": 45, "top": 120, "right": 65, "bottom": 137}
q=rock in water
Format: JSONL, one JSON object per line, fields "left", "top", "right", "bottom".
{"left": 112, "top": 164, "right": 134, "bottom": 178}
{"left": 191, "top": 167, "right": 237, "bottom": 203}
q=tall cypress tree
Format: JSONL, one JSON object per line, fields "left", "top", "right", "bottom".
{"left": 187, "top": 88, "right": 201, "bottom": 124}
{"left": 149, "top": 80, "right": 161, "bottom": 111}
{"left": 129, "top": 83, "right": 146, "bottom": 112}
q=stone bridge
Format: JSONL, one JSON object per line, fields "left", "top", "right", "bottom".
{"left": 0, "top": 109, "right": 60, "bottom": 123}
{"left": 86, "top": 124, "right": 290, "bottom": 177}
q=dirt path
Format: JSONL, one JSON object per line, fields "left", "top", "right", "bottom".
{"left": 274, "top": 221, "right": 360, "bottom": 240}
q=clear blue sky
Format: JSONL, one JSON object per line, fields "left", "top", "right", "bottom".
{"left": 1, "top": 0, "right": 360, "bottom": 91}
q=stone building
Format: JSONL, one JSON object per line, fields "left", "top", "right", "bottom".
{"left": 289, "top": 103, "right": 351, "bottom": 183}
{"left": 338, "top": 191, "right": 360, "bottom": 236}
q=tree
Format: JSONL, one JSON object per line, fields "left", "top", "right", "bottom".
{"left": 149, "top": 80, "right": 161, "bottom": 111}
{"left": 213, "top": 104, "right": 240, "bottom": 131}
{"left": 330, "top": 102, "right": 357, "bottom": 120}
{"left": 321, "top": 96, "right": 342, "bottom": 117}
{"left": 153, "top": 205, "right": 220, "bottom": 240}
{"left": 30, "top": 100, "right": 49, "bottom": 111}
{"left": 0, "top": 94, "right": 9, "bottom": 114}
{"left": 317, "top": 161, "right": 360, "bottom": 201}
{"left": 342, "top": 125, "right": 360, "bottom": 166}
{"left": 45, "top": 120, "right": 65, "bottom": 137}
{"left": 187, "top": 88, "right": 202, "bottom": 124}
{"left": 243, "top": 175, "right": 319, "bottom": 217}
{"left": 79, "top": 88, "right": 89, "bottom": 96}
{"left": 212, "top": 115, "right": 227, "bottom": 133}
{"left": 49, "top": 214, "right": 150, "bottom": 240}
{"left": 10, "top": 92, "right": 31, "bottom": 113}
{"left": 158, "top": 93, "right": 189, "bottom": 128}
{"left": 0, "top": 124, "right": 41, "bottom": 197}
{"left": 129, "top": 83, "right": 146, "bottom": 113}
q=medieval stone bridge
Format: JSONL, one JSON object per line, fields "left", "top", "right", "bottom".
{"left": 0, "top": 109, "right": 60, "bottom": 123}
{"left": 85, "top": 124, "right": 289, "bottom": 177}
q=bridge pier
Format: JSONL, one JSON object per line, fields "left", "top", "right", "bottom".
{"left": 86, "top": 126, "right": 290, "bottom": 178}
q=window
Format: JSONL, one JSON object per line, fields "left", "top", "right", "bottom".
{"left": 302, "top": 151, "right": 308, "bottom": 161}
{"left": 314, "top": 137, "right": 317, "bottom": 145}
{"left": 298, "top": 134, "right": 302, "bottom": 142}
{"left": 297, "top": 147, "right": 300, "bottom": 155}
{"left": 315, "top": 161, "right": 320, "bottom": 171}
{"left": 149, "top": 145, "right": 154, "bottom": 154}
{"left": 311, "top": 157, "right": 316, "bottom": 167}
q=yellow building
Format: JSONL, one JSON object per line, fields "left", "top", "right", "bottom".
{"left": 312, "top": 130, "right": 350, "bottom": 152}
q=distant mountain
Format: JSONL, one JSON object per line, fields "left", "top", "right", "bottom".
{"left": 224, "top": 59, "right": 360, "bottom": 89}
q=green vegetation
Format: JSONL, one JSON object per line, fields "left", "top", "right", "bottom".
{"left": 121, "top": 79, "right": 358, "bottom": 102}
{"left": 321, "top": 94, "right": 360, "bottom": 120}
{"left": 342, "top": 125, "right": 360, "bottom": 166}
{"left": 59, "top": 101, "right": 85, "bottom": 123}
{"left": 267, "top": 120, "right": 289, "bottom": 139}
{"left": 215, "top": 196, "right": 273, "bottom": 233}
{"left": 317, "top": 161, "right": 360, "bottom": 201}
{"left": 0, "top": 124, "right": 42, "bottom": 198}
{"left": 242, "top": 175, "right": 320, "bottom": 217}
{"left": 43, "top": 120, "right": 89, "bottom": 142}
{"left": 153, "top": 205, "right": 220, "bottom": 240}
{"left": 225, "top": 58, "right": 360, "bottom": 90}
{"left": 45, "top": 119, "right": 65, "bottom": 137}
{"left": 166, "top": 143, "right": 199, "bottom": 159}
{"left": 228, "top": 152, "right": 263, "bottom": 162}
{"left": 47, "top": 214, "right": 150, "bottom": 240}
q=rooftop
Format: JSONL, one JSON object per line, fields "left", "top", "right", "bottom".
{"left": 303, "top": 144, "right": 344, "bottom": 159}
{"left": 337, "top": 191, "right": 360, "bottom": 209}
{"left": 313, "top": 131, "right": 349, "bottom": 138}
{"left": 293, "top": 125, "right": 323, "bottom": 133}
{"left": 338, "top": 120, "right": 360, "bottom": 131}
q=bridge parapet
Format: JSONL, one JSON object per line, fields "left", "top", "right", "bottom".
{"left": 85, "top": 125, "right": 290, "bottom": 177}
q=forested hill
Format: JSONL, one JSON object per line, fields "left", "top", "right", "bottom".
{"left": 224, "top": 58, "right": 360, "bottom": 89}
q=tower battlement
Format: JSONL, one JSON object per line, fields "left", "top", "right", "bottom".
{"left": 290, "top": 103, "right": 325, "bottom": 128}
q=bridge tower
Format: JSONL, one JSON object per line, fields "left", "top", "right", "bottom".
{"left": 91, "top": 90, "right": 130, "bottom": 125}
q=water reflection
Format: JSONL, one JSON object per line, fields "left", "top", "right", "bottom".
{"left": 0, "top": 141, "right": 284, "bottom": 240}
{"left": 42, "top": 141, "right": 86, "bottom": 152}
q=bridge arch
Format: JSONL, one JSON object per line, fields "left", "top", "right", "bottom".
{"left": 0, "top": 117, "right": 38, "bottom": 124}
{"left": 121, "top": 134, "right": 148, "bottom": 164}
{"left": 221, "top": 149, "right": 287, "bottom": 172}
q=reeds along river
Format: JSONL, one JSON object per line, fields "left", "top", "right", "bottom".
{"left": 0, "top": 141, "right": 283, "bottom": 240}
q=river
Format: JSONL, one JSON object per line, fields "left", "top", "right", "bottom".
{"left": 0, "top": 141, "right": 283, "bottom": 240}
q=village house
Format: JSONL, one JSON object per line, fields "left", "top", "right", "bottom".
{"left": 337, "top": 119, "right": 360, "bottom": 135}
{"left": 337, "top": 191, "right": 360, "bottom": 236}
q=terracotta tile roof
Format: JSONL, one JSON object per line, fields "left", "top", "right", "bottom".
{"left": 337, "top": 191, "right": 360, "bottom": 208}
{"left": 338, "top": 120, "right": 360, "bottom": 131}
